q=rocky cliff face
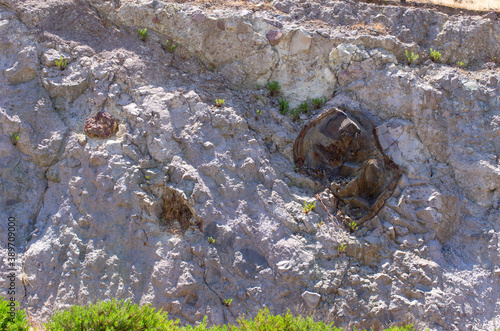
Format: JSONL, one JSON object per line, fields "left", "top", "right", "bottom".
{"left": 0, "top": 0, "right": 499, "bottom": 330}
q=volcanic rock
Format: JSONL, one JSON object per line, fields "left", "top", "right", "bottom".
{"left": 84, "top": 111, "right": 118, "bottom": 139}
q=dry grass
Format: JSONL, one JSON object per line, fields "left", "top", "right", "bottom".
{"left": 409, "top": 0, "right": 500, "bottom": 11}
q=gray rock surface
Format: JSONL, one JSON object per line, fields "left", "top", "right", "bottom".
{"left": 0, "top": 0, "right": 499, "bottom": 330}
{"left": 301, "top": 291, "right": 321, "bottom": 309}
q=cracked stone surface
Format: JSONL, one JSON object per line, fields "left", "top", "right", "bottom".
{"left": 0, "top": 0, "right": 499, "bottom": 330}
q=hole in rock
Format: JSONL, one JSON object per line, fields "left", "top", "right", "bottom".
{"left": 293, "top": 107, "right": 401, "bottom": 226}
{"left": 160, "top": 190, "right": 194, "bottom": 234}
{"left": 184, "top": 292, "right": 199, "bottom": 306}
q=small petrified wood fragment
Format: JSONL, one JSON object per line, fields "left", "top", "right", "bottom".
{"left": 84, "top": 111, "right": 118, "bottom": 139}
{"left": 294, "top": 108, "right": 401, "bottom": 226}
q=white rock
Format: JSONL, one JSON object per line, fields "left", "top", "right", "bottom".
{"left": 329, "top": 43, "right": 370, "bottom": 70}
{"left": 301, "top": 291, "right": 321, "bottom": 308}
{"left": 289, "top": 29, "right": 312, "bottom": 55}
{"left": 4, "top": 46, "right": 38, "bottom": 84}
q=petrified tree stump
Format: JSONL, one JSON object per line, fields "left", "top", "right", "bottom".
{"left": 84, "top": 111, "right": 118, "bottom": 139}
{"left": 294, "top": 108, "right": 401, "bottom": 226}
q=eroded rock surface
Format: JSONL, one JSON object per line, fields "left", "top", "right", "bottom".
{"left": 0, "top": 0, "right": 499, "bottom": 331}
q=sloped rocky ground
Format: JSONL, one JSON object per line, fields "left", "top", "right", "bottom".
{"left": 0, "top": 0, "right": 499, "bottom": 330}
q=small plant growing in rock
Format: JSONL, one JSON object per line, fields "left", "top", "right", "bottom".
{"left": 138, "top": 28, "right": 148, "bottom": 41}
{"left": 279, "top": 97, "right": 290, "bottom": 114}
{"left": 256, "top": 109, "right": 262, "bottom": 116}
{"left": 223, "top": 298, "right": 233, "bottom": 307}
{"left": 165, "top": 40, "right": 178, "bottom": 53}
{"left": 457, "top": 61, "right": 465, "bottom": 68}
{"left": 348, "top": 221, "right": 358, "bottom": 232}
{"left": 289, "top": 107, "right": 300, "bottom": 120}
{"left": 429, "top": 48, "right": 441, "bottom": 62}
{"left": 255, "top": 94, "right": 268, "bottom": 104}
{"left": 267, "top": 81, "right": 281, "bottom": 96}
{"left": 317, "top": 220, "right": 324, "bottom": 228}
{"left": 215, "top": 99, "right": 225, "bottom": 107}
{"left": 145, "top": 175, "right": 150, "bottom": 180}
{"left": 289, "top": 101, "right": 310, "bottom": 120}
{"left": 490, "top": 48, "right": 498, "bottom": 64}
{"left": 297, "top": 101, "right": 309, "bottom": 115}
{"left": 337, "top": 243, "right": 347, "bottom": 253}
{"left": 311, "top": 97, "right": 327, "bottom": 109}
{"left": 55, "top": 56, "right": 67, "bottom": 70}
{"left": 302, "top": 200, "right": 316, "bottom": 214}
{"left": 11, "top": 132, "right": 19, "bottom": 145}
{"left": 208, "top": 236, "right": 216, "bottom": 244}
{"left": 405, "top": 50, "right": 419, "bottom": 65}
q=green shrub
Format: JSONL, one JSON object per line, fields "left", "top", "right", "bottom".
{"left": 267, "top": 81, "right": 281, "bottom": 96}
{"left": 45, "top": 299, "right": 178, "bottom": 331}
{"left": 165, "top": 40, "right": 178, "bottom": 53}
{"left": 290, "top": 101, "right": 310, "bottom": 120}
{"left": 279, "top": 97, "right": 290, "bottom": 115}
{"left": 405, "top": 50, "right": 419, "bottom": 65}
{"left": 235, "top": 308, "right": 340, "bottom": 331}
{"left": 55, "top": 55, "right": 67, "bottom": 70}
{"left": 302, "top": 200, "right": 316, "bottom": 214}
{"left": 311, "top": 97, "right": 327, "bottom": 109}
{"left": 297, "top": 101, "right": 309, "bottom": 115}
{"left": 289, "top": 108, "right": 301, "bottom": 120}
{"left": 215, "top": 99, "right": 225, "bottom": 107}
{"left": 138, "top": 28, "right": 148, "bottom": 41}
{"left": 39, "top": 298, "right": 421, "bottom": 331}
{"left": 11, "top": 132, "right": 19, "bottom": 145}
{"left": 0, "top": 296, "right": 29, "bottom": 331}
{"left": 429, "top": 48, "right": 441, "bottom": 62}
